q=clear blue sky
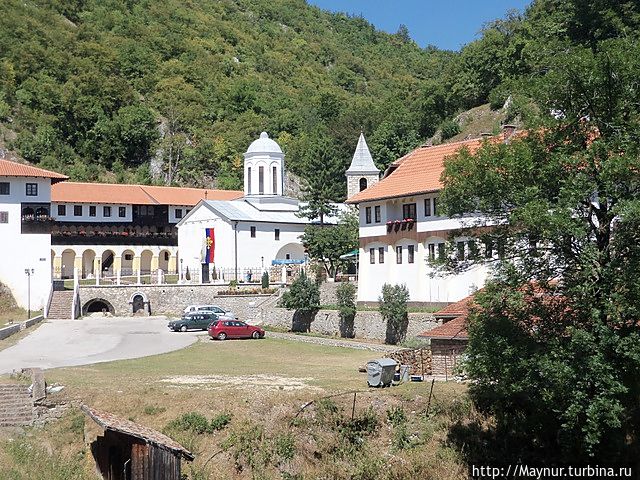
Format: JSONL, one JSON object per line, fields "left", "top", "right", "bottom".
{"left": 306, "top": 0, "right": 532, "bottom": 51}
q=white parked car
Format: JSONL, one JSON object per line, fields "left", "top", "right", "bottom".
{"left": 183, "top": 304, "right": 236, "bottom": 319}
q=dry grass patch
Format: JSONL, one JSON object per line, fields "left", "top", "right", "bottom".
{"left": 0, "top": 336, "right": 470, "bottom": 479}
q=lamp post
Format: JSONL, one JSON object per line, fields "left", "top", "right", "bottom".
{"left": 24, "top": 268, "right": 34, "bottom": 320}
{"left": 261, "top": 256, "right": 264, "bottom": 272}
{"left": 180, "top": 258, "right": 184, "bottom": 281}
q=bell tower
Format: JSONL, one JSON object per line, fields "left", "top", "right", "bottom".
{"left": 346, "top": 132, "right": 380, "bottom": 199}
{"left": 243, "top": 132, "right": 284, "bottom": 197}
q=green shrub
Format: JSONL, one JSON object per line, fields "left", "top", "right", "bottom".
{"left": 261, "top": 270, "right": 269, "bottom": 289}
{"left": 279, "top": 271, "right": 320, "bottom": 313}
{"left": 274, "top": 433, "right": 296, "bottom": 462}
{"left": 336, "top": 282, "right": 357, "bottom": 338}
{"left": 166, "top": 412, "right": 210, "bottom": 434}
{"left": 210, "top": 412, "right": 232, "bottom": 431}
{"left": 386, "top": 406, "right": 406, "bottom": 427}
{"left": 379, "top": 283, "right": 410, "bottom": 344}
{"left": 439, "top": 119, "right": 461, "bottom": 140}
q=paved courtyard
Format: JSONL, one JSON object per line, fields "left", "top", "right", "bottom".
{"left": 0, "top": 316, "right": 199, "bottom": 375}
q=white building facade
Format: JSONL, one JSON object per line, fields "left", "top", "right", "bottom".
{"left": 347, "top": 138, "right": 494, "bottom": 304}
{"left": 0, "top": 160, "right": 68, "bottom": 310}
{"left": 177, "top": 132, "right": 341, "bottom": 283}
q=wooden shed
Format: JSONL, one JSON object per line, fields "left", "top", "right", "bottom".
{"left": 418, "top": 294, "right": 475, "bottom": 378}
{"left": 82, "top": 405, "right": 194, "bottom": 480}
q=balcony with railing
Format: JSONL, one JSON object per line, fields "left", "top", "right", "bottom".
{"left": 51, "top": 224, "right": 178, "bottom": 246}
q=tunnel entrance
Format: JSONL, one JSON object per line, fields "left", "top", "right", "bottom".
{"left": 82, "top": 298, "right": 115, "bottom": 316}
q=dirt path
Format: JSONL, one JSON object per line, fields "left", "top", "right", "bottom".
{"left": 266, "top": 331, "right": 399, "bottom": 353}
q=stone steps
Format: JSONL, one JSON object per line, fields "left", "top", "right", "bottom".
{"left": 0, "top": 384, "right": 33, "bottom": 426}
{"left": 47, "top": 290, "right": 75, "bottom": 320}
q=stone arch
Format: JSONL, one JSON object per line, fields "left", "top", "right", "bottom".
{"left": 82, "top": 249, "right": 96, "bottom": 279}
{"left": 158, "top": 249, "right": 170, "bottom": 272}
{"left": 121, "top": 249, "right": 135, "bottom": 276}
{"left": 275, "top": 243, "right": 305, "bottom": 261}
{"left": 129, "top": 292, "right": 149, "bottom": 315}
{"left": 359, "top": 177, "right": 368, "bottom": 191}
{"left": 101, "top": 250, "right": 115, "bottom": 276}
{"left": 82, "top": 298, "right": 115, "bottom": 315}
{"left": 140, "top": 249, "right": 153, "bottom": 274}
{"left": 61, "top": 248, "right": 76, "bottom": 279}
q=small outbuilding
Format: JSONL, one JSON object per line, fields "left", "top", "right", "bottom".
{"left": 82, "top": 405, "right": 194, "bottom": 480}
{"left": 418, "top": 294, "right": 475, "bottom": 378}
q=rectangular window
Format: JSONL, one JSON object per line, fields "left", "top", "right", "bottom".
{"left": 119, "top": 206, "right": 126, "bottom": 218}
{"left": 25, "top": 183, "right": 38, "bottom": 196}
{"left": 250, "top": 226, "right": 256, "bottom": 238}
{"left": 396, "top": 246, "right": 403, "bottom": 264}
{"left": 89, "top": 205, "right": 96, "bottom": 217}
{"left": 103, "top": 206, "right": 112, "bottom": 217}
{"left": 378, "top": 247, "right": 385, "bottom": 263}
{"left": 175, "top": 208, "right": 182, "bottom": 219}
{"left": 402, "top": 203, "right": 416, "bottom": 220}
{"left": 74, "top": 205, "right": 82, "bottom": 216}
{"left": 0, "top": 211, "right": 7, "bottom": 223}
{"left": 408, "top": 245, "right": 415, "bottom": 264}
{"left": 247, "top": 167, "right": 252, "bottom": 194}
{"left": 370, "top": 248, "right": 375, "bottom": 264}
{"left": 428, "top": 243, "right": 436, "bottom": 261}
{"left": 272, "top": 166, "right": 278, "bottom": 194}
{"left": 433, "top": 197, "right": 438, "bottom": 216}
{"left": 365, "top": 207, "right": 372, "bottom": 224}
{"left": 275, "top": 228, "right": 280, "bottom": 241}
{"left": 0, "top": 182, "right": 9, "bottom": 195}
{"left": 259, "top": 166, "right": 264, "bottom": 194}
{"left": 374, "top": 206, "right": 381, "bottom": 223}
{"left": 424, "top": 198, "right": 431, "bottom": 216}
{"left": 457, "top": 241, "right": 466, "bottom": 260}
{"left": 438, "top": 243, "right": 445, "bottom": 260}
{"left": 57, "top": 204, "right": 66, "bottom": 216}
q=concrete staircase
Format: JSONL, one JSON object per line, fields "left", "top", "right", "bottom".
{"left": 0, "top": 384, "right": 33, "bottom": 427}
{"left": 47, "top": 290, "right": 74, "bottom": 320}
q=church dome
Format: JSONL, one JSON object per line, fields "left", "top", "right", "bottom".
{"left": 246, "top": 132, "right": 282, "bottom": 154}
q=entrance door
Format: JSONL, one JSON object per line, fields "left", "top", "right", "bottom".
{"left": 132, "top": 295, "right": 145, "bottom": 314}
{"left": 201, "top": 263, "right": 210, "bottom": 283}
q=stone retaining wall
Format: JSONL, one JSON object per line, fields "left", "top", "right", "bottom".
{"left": 79, "top": 285, "right": 283, "bottom": 318}
{"left": 0, "top": 315, "right": 44, "bottom": 340}
{"left": 258, "top": 307, "right": 439, "bottom": 343}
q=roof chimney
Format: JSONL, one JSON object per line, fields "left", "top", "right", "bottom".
{"left": 502, "top": 124, "right": 517, "bottom": 142}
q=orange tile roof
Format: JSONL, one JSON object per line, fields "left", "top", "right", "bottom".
{"left": 418, "top": 293, "right": 478, "bottom": 340}
{"left": 0, "top": 159, "right": 68, "bottom": 184}
{"left": 418, "top": 315, "right": 468, "bottom": 340}
{"left": 346, "top": 138, "right": 485, "bottom": 204}
{"left": 52, "top": 182, "right": 243, "bottom": 205}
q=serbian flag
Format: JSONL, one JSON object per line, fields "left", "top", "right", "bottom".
{"left": 202, "top": 228, "right": 215, "bottom": 264}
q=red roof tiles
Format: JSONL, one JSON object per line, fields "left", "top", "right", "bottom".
{"left": 418, "top": 293, "right": 478, "bottom": 340}
{"left": 52, "top": 182, "right": 243, "bottom": 205}
{"left": 0, "top": 159, "right": 68, "bottom": 184}
{"left": 82, "top": 405, "right": 194, "bottom": 460}
{"left": 346, "top": 138, "right": 484, "bottom": 204}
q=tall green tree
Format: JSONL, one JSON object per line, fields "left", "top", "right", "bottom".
{"left": 300, "top": 210, "right": 358, "bottom": 279}
{"left": 440, "top": 38, "right": 640, "bottom": 462}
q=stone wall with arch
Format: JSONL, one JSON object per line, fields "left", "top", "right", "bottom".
{"left": 51, "top": 245, "right": 179, "bottom": 280}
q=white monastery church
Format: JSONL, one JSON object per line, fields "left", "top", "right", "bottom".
{"left": 177, "top": 132, "right": 341, "bottom": 283}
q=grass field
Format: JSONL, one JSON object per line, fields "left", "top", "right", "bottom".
{"left": 0, "top": 335, "right": 470, "bottom": 479}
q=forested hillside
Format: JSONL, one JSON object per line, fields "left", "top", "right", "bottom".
{"left": 0, "top": 0, "right": 638, "bottom": 198}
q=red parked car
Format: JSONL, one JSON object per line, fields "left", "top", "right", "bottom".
{"left": 208, "top": 319, "right": 265, "bottom": 341}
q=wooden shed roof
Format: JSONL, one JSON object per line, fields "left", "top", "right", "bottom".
{"left": 81, "top": 405, "right": 194, "bottom": 461}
